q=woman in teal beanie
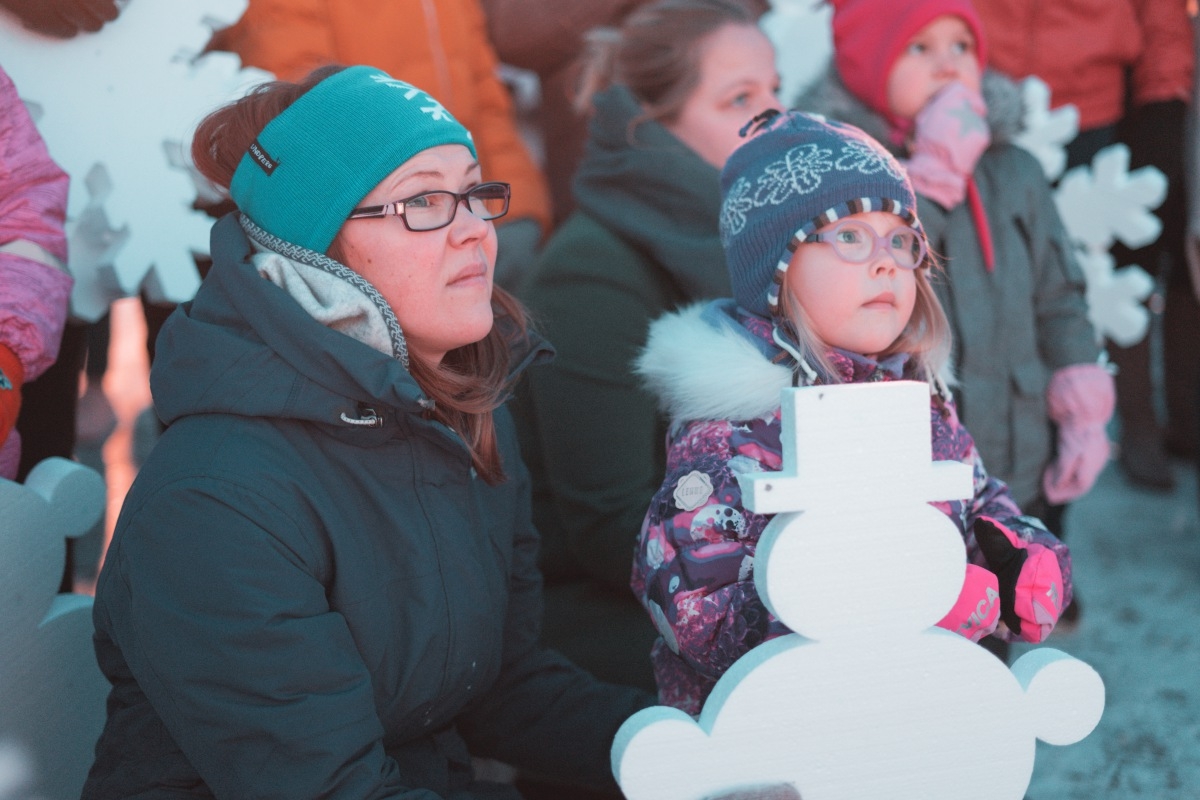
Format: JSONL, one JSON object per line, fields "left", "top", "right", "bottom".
{"left": 82, "top": 65, "right": 650, "bottom": 800}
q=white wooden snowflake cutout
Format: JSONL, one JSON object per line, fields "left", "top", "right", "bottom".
{"left": 0, "top": 1, "right": 271, "bottom": 320}
{"left": 1053, "top": 144, "right": 1166, "bottom": 346}
{"left": 761, "top": 0, "right": 833, "bottom": 108}
{"left": 0, "top": 743, "right": 36, "bottom": 800}
{"left": 0, "top": 459, "right": 109, "bottom": 800}
{"left": 1055, "top": 144, "right": 1167, "bottom": 252}
{"left": 1013, "top": 76, "right": 1078, "bottom": 182}
{"left": 1074, "top": 247, "right": 1158, "bottom": 347}
{"left": 613, "top": 382, "right": 1104, "bottom": 800}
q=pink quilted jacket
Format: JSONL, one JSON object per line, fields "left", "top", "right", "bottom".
{"left": 1, "top": 63, "right": 72, "bottom": 478}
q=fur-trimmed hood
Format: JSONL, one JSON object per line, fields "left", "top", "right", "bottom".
{"left": 636, "top": 300, "right": 939, "bottom": 426}
{"left": 792, "top": 67, "right": 1027, "bottom": 154}
{"left": 635, "top": 301, "right": 793, "bottom": 425}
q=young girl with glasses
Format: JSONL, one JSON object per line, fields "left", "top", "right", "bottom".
{"left": 631, "top": 111, "right": 1073, "bottom": 715}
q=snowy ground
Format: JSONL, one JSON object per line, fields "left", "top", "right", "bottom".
{"left": 1018, "top": 456, "right": 1200, "bottom": 799}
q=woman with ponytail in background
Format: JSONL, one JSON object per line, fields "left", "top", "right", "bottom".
{"left": 509, "top": 0, "right": 781, "bottom": 696}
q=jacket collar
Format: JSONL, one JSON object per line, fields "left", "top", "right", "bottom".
{"left": 152, "top": 214, "right": 550, "bottom": 437}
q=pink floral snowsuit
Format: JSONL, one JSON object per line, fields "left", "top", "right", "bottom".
{"left": 631, "top": 301, "right": 1072, "bottom": 715}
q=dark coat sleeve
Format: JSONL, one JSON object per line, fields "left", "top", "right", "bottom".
{"left": 456, "top": 408, "right": 654, "bottom": 792}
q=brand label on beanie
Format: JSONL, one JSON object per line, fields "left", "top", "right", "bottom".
{"left": 248, "top": 139, "right": 279, "bottom": 176}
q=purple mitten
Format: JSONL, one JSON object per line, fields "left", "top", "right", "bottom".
{"left": 936, "top": 563, "right": 1000, "bottom": 643}
{"left": 1042, "top": 363, "right": 1115, "bottom": 504}
{"left": 905, "top": 81, "right": 991, "bottom": 208}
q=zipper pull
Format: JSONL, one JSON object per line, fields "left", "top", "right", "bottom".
{"left": 340, "top": 406, "right": 383, "bottom": 428}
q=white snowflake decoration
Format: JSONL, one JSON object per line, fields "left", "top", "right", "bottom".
{"left": 0, "top": 458, "right": 108, "bottom": 800}
{"left": 760, "top": 0, "right": 833, "bottom": 108}
{"left": 1073, "top": 246, "right": 1158, "bottom": 347}
{"left": 1052, "top": 143, "right": 1166, "bottom": 346}
{"left": 0, "top": 743, "right": 35, "bottom": 800}
{"left": 1012, "top": 76, "right": 1079, "bottom": 183}
{"left": 1055, "top": 144, "right": 1167, "bottom": 252}
{"left": 0, "top": 1, "right": 272, "bottom": 321}
{"left": 1012, "top": 80, "right": 1168, "bottom": 348}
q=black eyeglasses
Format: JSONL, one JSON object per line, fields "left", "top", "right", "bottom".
{"left": 347, "top": 182, "right": 511, "bottom": 231}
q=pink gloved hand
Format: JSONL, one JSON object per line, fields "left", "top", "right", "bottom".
{"left": 973, "top": 517, "right": 1064, "bottom": 644}
{"left": 1042, "top": 363, "right": 1115, "bottom": 504}
{"left": 936, "top": 563, "right": 1000, "bottom": 642}
{"left": 905, "top": 81, "right": 991, "bottom": 208}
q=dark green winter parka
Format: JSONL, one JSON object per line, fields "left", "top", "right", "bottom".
{"left": 83, "top": 214, "right": 649, "bottom": 800}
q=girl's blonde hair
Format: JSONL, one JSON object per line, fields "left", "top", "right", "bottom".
{"left": 780, "top": 255, "right": 953, "bottom": 387}
{"left": 573, "top": 0, "right": 759, "bottom": 122}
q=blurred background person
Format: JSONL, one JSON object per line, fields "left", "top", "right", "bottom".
{"left": 975, "top": 0, "right": 1196, "bottom": 490}
{"left": 480, "top": 0, "right": 769, "bottom": 228}
{"left": 509, "top": 0, "right": 782, "bottom": 704}
{"left": 798, "top": 0, "right": 1110, "bottom": 632}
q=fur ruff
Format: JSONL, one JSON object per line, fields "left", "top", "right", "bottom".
{"left": 635, "top": 304, "right": 792, "bottom": 424}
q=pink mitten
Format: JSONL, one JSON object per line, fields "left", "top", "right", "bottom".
{"left": 1042, "top": 363, "right": 1115, "bottom": 504}
{"left": 974, "top": 517, "right": 1064, "bottom": 643}
{"left": 905, "top": 81, "right": 991, "bottom": 208}
{"left": 936, "top": 563, "right": 1000, "bottom": 642}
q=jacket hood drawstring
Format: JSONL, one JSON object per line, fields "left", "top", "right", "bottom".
{"left": 967, "top": 177, "right": 996, "bottom": 271}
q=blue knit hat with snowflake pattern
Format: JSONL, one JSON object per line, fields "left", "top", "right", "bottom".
{"left": 719, "top": 110, "right": 922, "bottom": 319}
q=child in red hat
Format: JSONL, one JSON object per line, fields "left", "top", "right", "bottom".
{"left": 810, "top": 0, "right": 1114, "bottom": 607}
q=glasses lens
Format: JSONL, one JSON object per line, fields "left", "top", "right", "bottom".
{"left": 831, "top": 221, "right": 873, "bottom": 262}
{"left": 467, "top": 184, "right": 510, "bottom": 220}
{"left": 889, "top": 229, "right": 923, "bottom": 267}
{"left": 405, "top": 191, "right": 456, "bottom": 231}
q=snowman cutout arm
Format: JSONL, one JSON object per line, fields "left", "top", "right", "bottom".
{"left": 633, "top": 417, "right": 794, "bottom": 698}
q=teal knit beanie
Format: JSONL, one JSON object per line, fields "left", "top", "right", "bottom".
{"left": 719, "top": 110, "right": 921, "bottom": 319}
{"left": 229, "top": 65, "right": 477, "bottom": 254}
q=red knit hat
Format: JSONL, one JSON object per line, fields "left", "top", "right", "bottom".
{"left": 830, "top": 0, "right": 988, "bottom": 121}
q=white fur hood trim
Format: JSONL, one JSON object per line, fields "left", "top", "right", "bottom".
{"left": 635, "top": 303, "right": 792, "bottom": 424}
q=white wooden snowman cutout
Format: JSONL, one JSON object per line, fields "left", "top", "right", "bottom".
{"left": 0, "top": 458, "right": 109, "bottom": 800}
{"left": 613, "top": 381, "right": 1105, "bottom": 800}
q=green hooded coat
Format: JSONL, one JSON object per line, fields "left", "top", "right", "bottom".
{"left": 83, "top": 214, "right": 650, "bottom": 800}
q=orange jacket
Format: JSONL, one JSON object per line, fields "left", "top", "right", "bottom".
{"left": 213, "top": 0, "right": 551, "bottom": 233}
{"left": 976, "top": 0, "right": 1194, "bottom": 130}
